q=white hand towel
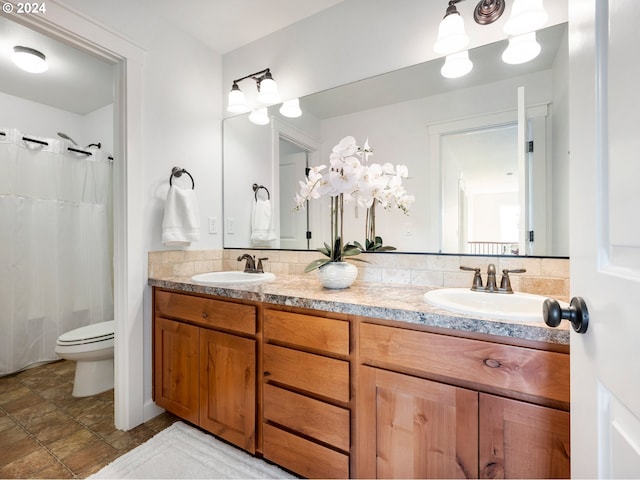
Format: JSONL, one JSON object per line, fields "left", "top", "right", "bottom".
{"left": 162, "top": 185, "right": 200, "bottom": 246}
{"left": 251, "top": 198, "right": 277, "bottom": 245}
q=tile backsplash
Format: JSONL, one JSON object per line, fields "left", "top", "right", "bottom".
{"left": 148, "top": 249, "right": 569, "bottom": 300}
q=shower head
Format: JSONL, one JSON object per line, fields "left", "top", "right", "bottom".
{"left": 57, "top": 132, "right": 78, "bottom": 145}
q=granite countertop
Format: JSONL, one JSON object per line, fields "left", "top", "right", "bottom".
{"left": 148, "top": 273, "right": 570, "bottom": 346}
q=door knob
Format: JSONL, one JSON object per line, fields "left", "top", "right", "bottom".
{"left": 543, "top": 297, "right": 589, "bottom": 334}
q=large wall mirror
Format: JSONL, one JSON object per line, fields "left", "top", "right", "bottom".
{"left": 223, "top": 23, "right": 568, "bottom": 257}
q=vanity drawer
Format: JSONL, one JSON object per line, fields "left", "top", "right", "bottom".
{"left": 360, "top": 323, "right": 570, "bottom": 404}
{"left": 263, "top": 424, "right": 349, "bottom": 479}
{"left": 155, "top": 290, "right": 256, "bottom": 335}
{"left": 264, "top": 309, "right": 349, "bottom": 356}
{"left": 263, "top": 344, "right": 350, "bottom": 403}
{"left": 263, "top": 384, "right": 350, "bottom": 451}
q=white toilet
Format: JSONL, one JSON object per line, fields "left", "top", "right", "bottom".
{"left": 55, "top": 320, "right": 115, "bottom": 397}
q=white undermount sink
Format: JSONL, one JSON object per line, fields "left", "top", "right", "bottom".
{"left": 423, "top": 288, "right": 566, "bottom": 322}
{"left": 191, "top": 271, "right": 275, "bottom": 285}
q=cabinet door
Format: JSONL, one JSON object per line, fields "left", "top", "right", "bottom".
{"left": 153, "top": 317, "right": 199, "bottom": 424}
{"left": 199, "top": 329, "right": 256, "bottom": 453}
{"left": 479, "top": 393, "right": 570, "bottom": 479}
{"left": 357, "top": 366, "right": 478, "bottom": 479}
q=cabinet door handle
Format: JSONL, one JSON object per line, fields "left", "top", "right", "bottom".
{"left": 263, "top": 371, "right": 271, "bottom": 377}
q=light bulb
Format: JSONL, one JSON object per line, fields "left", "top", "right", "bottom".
{"left": 256, "top": 76, "right": 281, "bottom": 104}
{"left": 504, "top": 0, "right": 548, "bottom": 35}
{"left": 279, "top": 98, "right": 302, "bottom": 118}
{"left": 227, "top": 84, "right": 250, "bottom": 113}
{"left": 434, "top": 11, "right": 469, "bottom": 55}
{"left": 249, "top": 108, "right": 270, "bottom": 125}
{"left": 502, "top": 32, "right": 541, "bottom": 64}
{"left": 441, "top": 50, "right": 473, "bottom": 78}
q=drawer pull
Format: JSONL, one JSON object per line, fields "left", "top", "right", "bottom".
{"left": 484, "top": 358, "right": 502, "bottom": 368}
{"left": 202, "top": 311, "right": 208, "bottom": 318}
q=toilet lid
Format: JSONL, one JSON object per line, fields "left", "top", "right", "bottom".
{"left": 57, "top": 320, "right": 115, "bottom": 345}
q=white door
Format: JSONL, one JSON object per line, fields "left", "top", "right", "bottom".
{"left": 569, "top": 0, "right": 640, "bottom": 476}
{"left": 279, "top": 150, "right": 309, "bottom": 249}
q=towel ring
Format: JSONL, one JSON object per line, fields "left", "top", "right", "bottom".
{"left": 252, "top": 183, "right": 270, "bottom": 201}
{"left": 170, "top": 167, "right": 195, "bottom": 189}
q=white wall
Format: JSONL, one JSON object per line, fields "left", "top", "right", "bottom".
{"left": 48, "top": 0, "right": 224, "bottom": 422}
{"left": 0, "top": 90, "right": 112, "bottom": 149}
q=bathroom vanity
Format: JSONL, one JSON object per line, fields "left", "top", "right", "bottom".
{"left": 150, "top": 275, "right": 570, "bottom": 479}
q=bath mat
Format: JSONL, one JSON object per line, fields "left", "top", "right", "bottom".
{"left": 90, "top": 421, "right": 295, "bottom": 479}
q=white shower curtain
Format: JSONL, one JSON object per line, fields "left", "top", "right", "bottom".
{"left": 0, "top": 128, "right": 114, "bottom": 375}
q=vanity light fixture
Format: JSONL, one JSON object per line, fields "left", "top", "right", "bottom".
{"left": 434, "top": 0, "right": 548, "bottom": 78}
{"left": 226, "top": 68, "right": 281, "bottom": 114}
{"left": 12, "top": 46, "right": 48, "bottom": 73}
{"left": 279, "top": 98, "right": 302, "bottom": 118}
{"left": 433, "top": 1, "right": 469, "bottom": 55}
{"left": 503, "top": 0, "right": 549, "bottom": 35}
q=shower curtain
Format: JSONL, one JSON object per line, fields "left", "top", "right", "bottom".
{"left": 0, "top": 128, "right": 114, "bottom": 375}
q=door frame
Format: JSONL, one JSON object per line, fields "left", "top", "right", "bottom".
{"left": 4, "top": 1, "right": 147, "bottom": 429}
{"left": 428, "top": 104, "right": 549, "bottom": 254}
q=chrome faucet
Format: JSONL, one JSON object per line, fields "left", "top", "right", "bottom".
{"left": 460, "top": 264, "right": 526, "bottom": 294}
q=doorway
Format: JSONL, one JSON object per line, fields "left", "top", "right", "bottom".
{"left": 3, "top": 4, "right": 146, "bottom": 430}
{"left": 279, "top": 136, "right": 310, "bottom": 249}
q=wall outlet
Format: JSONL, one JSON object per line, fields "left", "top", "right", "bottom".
{"left": 208, "top": 217, "right": 217, "bottom": 234}
{"left": 227, "top": 217, "right": 235, "bottom": 234}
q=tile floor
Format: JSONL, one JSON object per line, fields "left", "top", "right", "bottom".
{"left": 0, "top": 360, "right": 178, "bottom": 478}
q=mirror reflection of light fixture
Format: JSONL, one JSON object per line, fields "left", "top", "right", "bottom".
{"left": 249, "top": 108, "right": 270, "bottom": 125}
{"left": 441, "top": 50, "right": 473, "bottom": 78}
{"left": 502, "top": 31, "right": 541, "bottom": 64}
{"left": 433, "top": 0, "right": 469, "bottom": 55}
{"left": 279, "top": 98, "right": 302, "bottom": 118}
{"left": 12, "top": 46, "right": 48, "bottom": 73}
{"left": 503, "top": 0, "right": 549, "bottom": 35}
{"left": 226, "top": 68, "right": 281, "bottom": 114}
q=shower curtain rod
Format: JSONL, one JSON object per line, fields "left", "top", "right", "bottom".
{"left": 2, "top": 134, "right": 114, "bottom": 161}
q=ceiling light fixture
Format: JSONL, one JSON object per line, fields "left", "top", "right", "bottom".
{"left": 12, "top": 46, "right": 48, "bottom": 73}
{"left": 226, "top": 68, "right": 281, "bottom": 114}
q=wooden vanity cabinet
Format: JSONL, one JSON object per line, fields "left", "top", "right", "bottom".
{"left": 261, "top": 308, "right": 351, "bottom": 479}
{"left": 356, "top": 322, "right": 570, "bottom": 479}
{"left": 153, "top": 289, "right": 257, "bottom": 453}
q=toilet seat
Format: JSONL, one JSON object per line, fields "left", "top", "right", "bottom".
{"left": 57, "top": 320, "right": 114, "bottom": 346}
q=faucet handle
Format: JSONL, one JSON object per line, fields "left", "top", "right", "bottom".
{"left": 499, "top": 268, "right": 526, "bottom": 293}
{"left": 460, "top": 266, "right": 483, "bottom": 291}
{"left": 257, "top": 257, "right": 269, "bottom": 273}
